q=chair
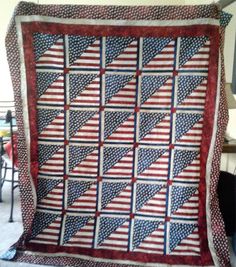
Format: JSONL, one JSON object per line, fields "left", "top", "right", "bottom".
{"left": 0, "top": 104, "right": 18, "bottom": 222}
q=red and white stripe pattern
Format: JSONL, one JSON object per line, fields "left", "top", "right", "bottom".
{"left": 106, "top": 114, "right": 135, "bottom": 142}
{"left": 37, "top": 75, "right": 64, "bottom": 106}
{"left": 175, "top": 117, "right": 203, "bottom": 146}
{"left": 107, "top": 40, "right": 138, "bottom": 70}
{"left": 172, "top": 190, "right": 199, "bottom": 220}
{"left": 37, "top": 182, "right": 64, "bottom": 210}
{"left": 140, "top": 115, "right": 171, "bottom": 144}
{"left": 143, "top": 40, "right": 175, "bottom": 71}
{"left": 170, "top": 227, "right": 200, "bottom": 256}
{"left": 39, "top": 147, "right": 64, "bottom": 176}
{"left": 36, "top": 38, "right": 64, "bottom": 68}
{"left": 107, "top": 78, "right": 136, "bottom": 107}
{"left": 142, "top": 78, "right": 173, "bottom": 108}
{"left": 71, "top": 76, "right": 100, "bottom": 106}
{"left": 174, "top": 154, "right": 200, "bottom": 183}
{"left": 70, "top": 113, "right": 99, "bottom": 142}
{"left": 102, "top": 184, "right": 132, "bottom": 213}
{"left": 67, "top": 183, "right": 97, "bottom": 212}
{"left": 71, "top": 39, "right": 100, "bottom": 69}
{"left": 29, "top": 216, "right": 61, "bottom": 245}
{"left": 38, "top": 112, "right": 65, "bottom": 141}
{"left": 70, "top": 149, "right": 99, "bottom": 177}
{"left": 64, "top": 218, "right": 95, "bottom": 248}
{"left": 178, "top": 79, "right": 207, "bottom": 109}
{"left": 98, "top": 220, "right": 129, "bottom": 251}
{"left": 138, "top": 150, "right": 169, "bottom": 180}
{"left": 179, "top": 40, "right": 210, "bottom": 71}
{"left": 103, "top": 150, "right": 133, "bottom": 178}
{"left": 133, "top": 222, "right": 165, "bottom": 254}
{"left": 137, "top": 187, "right": 167, "bottom": 217}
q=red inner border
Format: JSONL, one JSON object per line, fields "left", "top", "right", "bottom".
{"left": 21, "top": 21, "right": 219, "bottom": 266}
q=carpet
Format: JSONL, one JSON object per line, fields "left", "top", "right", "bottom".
{"left": 2, "top": 1, "right": 232, "bottom": 266}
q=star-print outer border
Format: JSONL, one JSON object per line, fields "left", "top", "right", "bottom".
{"left": 4, "top": 2, "right": 231, "bottom": 267}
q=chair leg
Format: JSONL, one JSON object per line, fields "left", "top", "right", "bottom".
{"left": 0, "top": 159, "right": 3, "bottom": 203}
{"left": 8, "top": 170, "right": 14, "bottom": 223}
{"left": 0, "top": 169, "right": 3, "bottom": 203}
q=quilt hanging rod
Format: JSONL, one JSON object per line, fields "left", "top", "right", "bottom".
{"left": 217, "top": 0, "right": 236, "bottom": 8}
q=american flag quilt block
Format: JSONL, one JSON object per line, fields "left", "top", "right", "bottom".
{"left": 4, "top": 2, "right": 232, "bottom": 267}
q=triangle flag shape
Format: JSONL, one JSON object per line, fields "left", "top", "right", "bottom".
{"left": 132, "top": 219, "right": 161, "bottom": 250}
{"left": 178, "top": 77, "right": 207, "bottom": 109}
{"left": 104, "top": 111, "right": 133, "bottom": 140}
{"left": 174, "top": 153, "right": 200, "bottom": 183}
{"left": 69, "top": 147, "right": 99, "bottom": 177}
{"left": 37, "top": 178, "right": 62, "bottom": 201}
{"left": 29, "top": 216, "right": 61, "bottom": 245}
{"left": 36, "top": 37, "right": 64, "bottom": 68}
{"left": 140, "top": 114, "right": 171, "bottom": 144}
{"left": 179, "top": 37, "right": 210, "bottom": 70}
{"left": 67, "top": 181, "right": 97, "bottom": 212}
{"left": 101, "top": 182, "right": 129, "bottom": 209}
{"left": 71, "top": 76, "right": 100, "bottom": 106}
{"left": 38, "top": 75, "right": 64, "bottom": 106}
{"left": 138, "top": 150, "right": 169, "bottom": 180}
{"left": 136, "top": 186, "right": 167, "bottom": 217}
{"left": 175, "top": 113, "right": 203, "bottom": 143}
{"left": 171, "top": 186, "right": 198, "bottom": 213}
{"left": 142, "top": 37, "right": 173, "bottom": 66}
{"left": 37, "top": 182, "right": 64, "bottom": 210}
{"left": 33, "top": 33, "right": 62, "bottom": 60}
{"left": 97, "top": 217, "right": 127, "bottom": 246}
{"left": 98, "top": 220, "right": 129, "bottom": 251}
{"left": 143, "top": 39, "right": 175, "bottom": 71}
{"left": 63, "top": 215, "right": 92, "bottom": 244}
{"left": 103, "top": 147, "right": 132, "bottom": 174}
{"left": 106, "top": 114, "right": 135, "bottom": 142}
{"left": 133, "top": 222, "right": 165, "bottom": 254}
{"left": 37, "top": 109, "right": 62, "bottom": 133}
{"left": 138, "top": 148, "right": 166, "bottom": 175}
{"left": 69, "top": 74, "right": 98, "bottom": 101}
{"left": 106, "top": 39, "right": 138, "bottom": 70}
{"left": 36, "top": 72, "right": 62, "bottom": 98}
{"left": 29, "top": 211, "right": 61, "bottom": 241}
{"left": 68, "top": 35, "right": 97, "bottom": 66}
{"left": 102, "top": 183, "right": 132, "bottom": 212}
{"left": 172, "top": 189, "right": 199, "bottom": 220}
{"left": 39, "top": 146, "right": 64, "bottom": 176}
{"left": 69, "top": 110, "right": 99, "bottom": 142}
{"left": 105, "top": 37, "right": 136, "bottom": 66}
{"left": 103, "top": 150, "right": 133, "bottom": 178}
{"left": 64, "top": 218, "right": 95, "bottom": 248}
{"left": 141, "top": 77, "right": 173, "bottom": 108}
{"left": 71, "top": 39, "right": 100, "bottom": 69}
{"left": 170, "top": 226, "right": 200, "bottom": 256}
{"left": 106, "top": 77, "right": 136, "bottom": 107}
{"left": 173, "top": 150, "right": 199, "bottom": 179}
{"left": 38, "top": 111, "right": 65, "bottom": 141}
{"left": 169, "top": 223, "right": 199, "bottom": 254}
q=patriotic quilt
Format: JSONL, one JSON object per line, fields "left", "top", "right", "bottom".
{"left": 3, "top": 2, "right": 232, "bottom": 267}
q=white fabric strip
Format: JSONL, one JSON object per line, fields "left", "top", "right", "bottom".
{"left": 205, "top": 53, "right": 222, "bottom": 267}
{"left": 15, "top": 16, "right": 219, "bottom": 27}
{"left": 15, "top": 18, "right": 37, "bottom": 208}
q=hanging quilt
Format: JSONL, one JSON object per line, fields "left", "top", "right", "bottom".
{"left": 3, "top": 1, "right": 232, "bottom": 266}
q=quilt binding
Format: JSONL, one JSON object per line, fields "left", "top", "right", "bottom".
{"left": 2, "top": 2, "right": 231, "bottom": 267}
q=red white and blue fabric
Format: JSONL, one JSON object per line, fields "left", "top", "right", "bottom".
{"left": 3, "top": 2, "right": 232, "bottom": 267}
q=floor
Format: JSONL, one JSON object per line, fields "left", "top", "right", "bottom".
{"left": 0, "top": 175, "right": 51, "bottom": 267}
{"left": 0, "top": 173, "right": 235, "bottom": 267}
